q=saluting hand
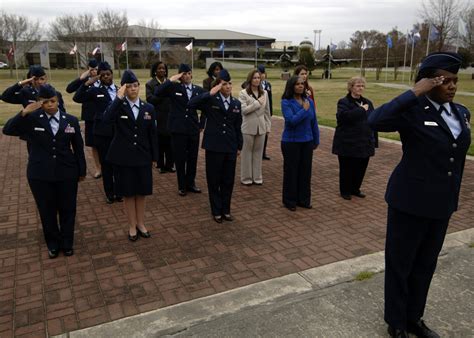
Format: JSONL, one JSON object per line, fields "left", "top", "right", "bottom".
{"left": 85, "top": 75, "right": 100, "bottom": 86}
{"left": 412, "top": 76, "right": 445, "bottom": 97}
{"left": 303, "top": 100, "right": 310, "bottom": 111}
{"left": 19, "top": 77, "right": 35, "bottom": 86}
{"left": 21, "top": 101, "right": 42, "bottom": 116}
{"left": 170, "top": 73, "right": 184, "bottom": 82}
{"left": 79, "top": 69, "right": 91, "bottom": 80}
{"left": 117, "top": 84, "right": 126, "bottom": 99}
{"left": 210, "top": 83, "right": 223, "bottom": 96}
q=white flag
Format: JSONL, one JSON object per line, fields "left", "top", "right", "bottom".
{"left": 69, "top": 44, "right": 77, "bottom": 55}
{"left": 92, "top": 45, "right": 100, "bottom": 55}
{"left": 458, "top": 18, "right": 467, "bottom": 37}
{"left": 121, "top": 41, "right": 127, "bottom": 52}
{"left": 185, "top": 41, "right": 193, "bottom": 51}
{"left": 361, "top": 39, "right": 367, "bottom": 50}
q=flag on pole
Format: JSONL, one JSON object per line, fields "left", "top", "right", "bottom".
{"left": 429, "top": 24, "right": 439, "bottom": 41}
{"left": 458, "top": 18, "right": 468, "bottom": 37}
{"left": 330, "top": 43, "right": 337, "bottom": 51}
{"left": 92, "top": 45, "right": 101, "bottom": 55}
{"left": 7, "top": 45, "right": 14, "bottom": 61}
{"left": 361, "top": 39, "right": 367, "bottom": 50}
{"left": 386, "top": 35, "right": 393, "bottom": 48}
{"left": 40, "top": 42, "right": 50, "bottom": 69}
{"left": 219, "top": 41, "right": 225, "bottom": 52}
{"left": 152, "top": 40, "right": 161, "bottom": 52}
{"left": 69, "top": 44, "right": 77, "bottom": 55}
{"left": 185, "top": 41, "right": 193, "bottom": 51}
{"left": 120, "top": 41, "right": 127, "bottom": 52}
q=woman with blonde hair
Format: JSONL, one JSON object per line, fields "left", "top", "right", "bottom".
{"left": 239, "top": 69, "right": 271, "bottom": 185}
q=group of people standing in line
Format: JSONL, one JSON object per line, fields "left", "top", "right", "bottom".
{"left": 1, "top": 51, "right": 471, "bottom": 338}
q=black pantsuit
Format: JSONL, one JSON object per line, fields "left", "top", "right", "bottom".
{"left": 384, "top": 207, "right": 449, "bottom": 328}
{"left": 94, "top": 135, "right": 115, "bottom": 198}
{"left": 171, "top": 133, "right": 199, "bottom": 190}
{"left": 205, "top": 151, "right": 237, "bottom": 216}
{"left": 337, "top": 156, "right": 369, "bottom": 195}
{"left": 281, "top": 141, "right": 313, "bottom": 208}
{"left": 29, "top": 179, "right": 78, "bottom": 250}
{"left": 158, "top": 134, "right": 174, "bottom": 170}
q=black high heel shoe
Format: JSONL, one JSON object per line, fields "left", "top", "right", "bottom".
{"left": 136, "top": 227, "right": 151, "bottom": 238}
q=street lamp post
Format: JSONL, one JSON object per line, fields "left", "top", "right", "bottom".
{"left": 313, "top": 29, "right": 322, "bottom": 51}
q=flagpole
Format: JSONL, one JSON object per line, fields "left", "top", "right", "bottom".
{"left": 191, "top": 41, "right": 194, "bottom": 71}
{"left": 159, "top": 40, "right": 162, "bottom": 61}
{"left": 222, "top": 40, "right": 224, "bottom": 64}
{"left": 385, "top": 43, "right": 389, "bottom": 83}
{"left": 100, "top": 39, "right": 104, "bottom": 62}
{"left": 402, "top": 30, "right": 408, "bottom": 83}
{"left": 360, "top": 48, "right": 364, "bottom": 76}
{"left": 125, "top": 39, "right": 129, "bottom": 69}
{"left": 328, "top": 41, "right": 332, "bottom": 81}
{"left": 46, "top": 42, "right": 51, "bottom": 81}
{"left": 75, "top": 40, "right": 80, "bottom": 76}
{"left": 255, "top": 40, "right": 258, "bottom": 68}
{"left": 13, "top": 41, "right": 18, "bottom": 81}
{"left": 409, "top": 36, "right": 415, "bottom": 83}
{"left": 426, "top": 24, "right": 431, "bottom": 56}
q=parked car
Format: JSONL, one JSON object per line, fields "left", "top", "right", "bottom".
{"left": 0, "top": 62, "right": 8, "bottom": 68}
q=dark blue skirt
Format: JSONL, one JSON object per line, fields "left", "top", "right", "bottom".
{"left": 113, "top": 165, "right": 152, "bottom": 197}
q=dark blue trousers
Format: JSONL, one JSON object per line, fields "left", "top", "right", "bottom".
{"left": 384, "top": 206, "right": 450, "bottom": 329}
{"left": 205, "top": 150, "right": 236, "bottom": 216}
{"left": 171, "top": 132, "right": 199, "bottom": 190}
{"left": 28, "top": 179, "right": 78, "bottom": 251}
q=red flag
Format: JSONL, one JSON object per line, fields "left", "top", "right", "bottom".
{"left": 7, "top": 46, "right": 14, "bottom": 61}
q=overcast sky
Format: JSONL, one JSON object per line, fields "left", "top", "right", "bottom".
{"left": 2, "top": 0, "right": 422, "bottom": 47}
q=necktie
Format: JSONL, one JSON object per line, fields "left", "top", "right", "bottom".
{"left": 439, "top": 105, "right": 451, "bottom": 116}
{"left": 186, "top": 86, "right": 192, "bottom": 99}
{"left": 49, "top": 116, "right": 59, "bottom": 135}
{"left": 224, "top": 99, "right": 230, "bottom": 110}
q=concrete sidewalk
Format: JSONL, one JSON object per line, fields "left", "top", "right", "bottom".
{"left": 59, "top": 228, "right": 473, "bottom": 337}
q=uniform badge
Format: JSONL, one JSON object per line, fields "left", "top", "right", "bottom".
{"left": 64, "top": 124, "right": 75, "bottom": 133}
{"left": 424, "top": 121, "right": 438, "bottom": 126}
{"left": 120, "top": 115, "right": 129, "bottom": 119}
{"left": 34, "top": 127, "right": 45, "bottom": 132}
{"left": 144, "top": 112, "right": 152, "bottom": 120}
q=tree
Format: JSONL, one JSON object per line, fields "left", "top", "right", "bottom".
{"left": 460, "top": 6, "right": 473, "bottom": 53}
{"left": 419, "top": 0, "right": 469, "bottom": 51}
{"left": 207, "top": 41, "right": 215, "bottom": 58}
{"left": 1, "top": 12, "right": 41, "bottom": 77}
{"left": 350, "top": 30, "right": 386, "bottom": 79}
{"left": 298, "top": 45, "right": 316, "bottom": 71}
{"left": 97, "top": 9, "right": 128, "bottom": 74}
{"left": 134, "top": 20, "right": 167, "bottom": 69}
{"left": 49, "top": 13, "right": 96, "bottom": 68}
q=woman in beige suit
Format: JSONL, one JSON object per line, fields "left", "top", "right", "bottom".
{"left": 239, "top": 69, "right": 272, "bottom": 185}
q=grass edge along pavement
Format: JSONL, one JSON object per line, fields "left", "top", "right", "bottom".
{"left": 52, "top": 228, "right": 474, "bottom": 338}
{"left": 0, "top": 67, "right": 472, "bottom": 155}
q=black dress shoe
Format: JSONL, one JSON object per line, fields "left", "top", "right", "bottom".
{"left": 262, "top": 155, "right": 271, "bottom": 160}
{"left": 297, "top": 203, "right": 313, "bottom": 209}
{"left": 341, "top": 194, "right": 352, "bottom": 200}
{"left": 63, "top": 249, "right": 74, "bottom": 256}
{"left": 106, "top": 196, "right": 114, "bottom": 204}
{"left": 115, "top": 196, "right": 123, "bottom": 202}
{"left": 352, "top": 192, "right": 366, "bottom": 198}
{"left": 407, "top": 320, "right": 440, "bottom": 338}
{"left": 159, "top": 168, "right": 167, "bottom": 174}
{"left": 222, "top": 214, "right": 234, "bottom": 221}
{"left": 136, "top": 227, "right": 151, "bottom": 238}
{"left": 48, "top": 249, "right": 59, "bottom": 259}
{"left": 187, "top": 186, "right": 202, "bottom": 193}
{"left": 388, "top": 326, "right": 409, "bottom": 338}
{"left": 213, "top": 215, "right": 223, "bottom": 223}
{"left": 178, "top": 189, "right": 187, "bottom": 196}
{"left": 167, "top": 167, "right": 176, "bottom": 173}
{"left": 284, "top": 204, "right": 296, "bottom": 211}
{"left": 128, "top": 232, "right": 139, "bottom": 242}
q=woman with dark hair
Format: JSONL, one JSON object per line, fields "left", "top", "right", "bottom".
{"left": 332, "top": 76, "right": 377, "bottom": 200}
{"left": 294, "top": 65, "right": 315, "bottom": 103}
{"left": 238, "top": 69, "right": 271, "bottom": 185}
{"left": 146, "top": 61, "right": 174, "bottom": 173}
{"left": 202, "top": 61, "right": 223, "bottom": 91}
{"left": 281, "top": 76, "right": 319, "bottom": 211}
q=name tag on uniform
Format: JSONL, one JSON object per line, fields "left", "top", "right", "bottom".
{"left": 34, "top": 127, "right": 45, "bottom": 131}
{"left": 212, "top": 106, "right": 220, "bottom": 109}
{"left": 424, "top": 121, "right": 438, "bottom": 126}
{"left": 120, "top": 115, "right": 129, "bottom": 119}
{"left": 97, "top": 94, "right": 105, "bottom": 98}
{"left": 175, "top": 92, "right": 183, "bottom": 96}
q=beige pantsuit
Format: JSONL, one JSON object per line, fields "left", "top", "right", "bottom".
{"left": 239, "top": 89, "right": 271, "bottom": 184}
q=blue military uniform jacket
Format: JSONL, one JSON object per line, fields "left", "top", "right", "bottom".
{"left": 103, "top": 97, "right": 158, "bottom": 166}
{"left": 261, "top": 80, "right": 273, "bottom": 114}
{"left": 154, "top": 80, "right": 204, "bottom": 135}
{"left": 2, "top": 83, "right": 66, "bottom": 111}
{"left": 188, "top": 92, "right": 243, "bottom": 153}
{"left": 3, "top": 109, "right": 86, "bottom": 181}
{"left": 73, "top": 82, "right": 117, "bottom": 137}
{"left": 66, "top": 77, "right": 98, "bottom": 121}
{"left": 368, "top": 90, "right": 471, "bottom": 219}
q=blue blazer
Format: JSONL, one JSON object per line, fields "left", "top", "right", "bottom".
{"left": 103, "top": 97, "right": 158, "bottom": 166}
{"left": 154, "top": 79, "right": 204, "bottom": 135}
{"left": 3, "top": 109, "right": 86, "bottom": 181}
{"left": 66, "top": 77, "right": 97, "bottom": 121}
{"left": 281, "top": 98, "right": 319, "bottom": 146}
{"left": 2, "top": 83, "right": 66, "bottom": 111}
{"left": 368, "top": 90, "right": 471, "bottom": 219}
{"left": 73, "top": 82, "right": 117, "bottom": 137}
{"left": 188, "top": 92, "right": 243, "bottom": 153}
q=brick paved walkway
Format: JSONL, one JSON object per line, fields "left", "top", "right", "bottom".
{"left": 0, "top": 118, "right": 472, "bottom": 337}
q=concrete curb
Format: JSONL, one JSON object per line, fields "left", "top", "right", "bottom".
{"left": 55, "top": 228, "right": 473, "bottom": 338}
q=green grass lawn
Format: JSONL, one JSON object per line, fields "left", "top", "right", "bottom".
{"left": 1, "top": 67, "right": 472, "bottom": 154}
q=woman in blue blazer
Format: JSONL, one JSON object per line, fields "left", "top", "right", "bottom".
{"left": 281, "top": 76, "right": 319, "bottom": 211}
{"left": 103, "top": 70, "right": 158, "bottom": 241}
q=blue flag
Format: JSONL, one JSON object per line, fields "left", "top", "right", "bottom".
{"left": 219, "top": 41, "right": 225, "bottom": 52}
{"left": 152, "top": 40, "right": 161, "bottom": 52}
{"left": 386, "top": 35, "right": 393, "bottom": 48}
{"left": 330, "top": 43, "right": 337, "bottom": 51}
{"left": 429, "top": 24, "right": 439, "bottom": 41}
